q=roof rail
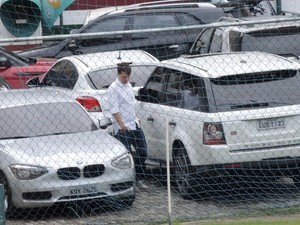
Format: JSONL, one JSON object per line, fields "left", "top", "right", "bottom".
{"left": 218, "top": 16, "right": 242, "bottom": 22}
{"left": 124, "top": 3, "right": 216, "bottom": 12}
{"left": 126, "top": 0, "right": 216, "bottom": 9}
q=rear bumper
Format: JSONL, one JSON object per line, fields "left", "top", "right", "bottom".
{"left": 196, "top": 157, "right": 300, "bottom": 178}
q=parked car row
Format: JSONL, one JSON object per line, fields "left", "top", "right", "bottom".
{"left": 1, "top": 0, "right": 300, "bottom": 217}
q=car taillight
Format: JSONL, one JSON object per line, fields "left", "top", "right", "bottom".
{"left": 76, "top": 96, "right": 102, "bottom": 112}
{"left": 203, "top": 122, "right": 226, "bottom": 145}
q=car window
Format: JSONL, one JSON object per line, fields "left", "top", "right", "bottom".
{"left": 208, "top": 70, "right": 300, "bottom": 112}
{"left": 132, "top": 13, "right": 180, "bottom": 39}
{"left": 164, "top": 70, "right": 183, "bottom": 106}
{"left": 0, "top": 102, "right": 97, "bottom": 139}
{"left": 87, "top": 65, "right": 157, "bottom": 89}
{"left": 176, "top": 13, "right": 204, "bottom": 26}
{"left": 240, "top": 27, "right": 300, "bottom": 56}
{"left": 193, "top": 28, "right": 215, "bottom": 54}
{"left": 140, "top": 67, "right": 208, "bottom": 111}
{"left": 164, "top": 71, "right": 208, "bottom": 111}
{"left": 210, "top": 28, "right": 223, "bottom": 53}
{"left": 41, "top": 60, "right": 78, "bottom": 89}
{"left": 77, "top": 16, "right": 127, "bottom": 46}
{"left": 84, "top": 16, "right": 127, "bottom": 33}
{"left": 229, "top": 30, "right": 242, "bottom": 51}
{"left": 138, "top": 67, "right": 169, "bottom": 103}
{"left": 133, "top": 13, "right": 178, "bottom": 29}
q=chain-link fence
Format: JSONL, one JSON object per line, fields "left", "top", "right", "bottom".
{"left": 1, "top": 1, "right": 300, "bottom": 225}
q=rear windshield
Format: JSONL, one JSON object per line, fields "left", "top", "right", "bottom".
{"left": 87, "top": 65, "right": 157, "bottom": 89}
{"left": 0, "top": 102, "right": 97, "bottom": 139}
{"left": 231, "top": 27, "right": 300, "bottom": 57}
{"left": 208, "top": 70, "right": 300, "bottom": 112}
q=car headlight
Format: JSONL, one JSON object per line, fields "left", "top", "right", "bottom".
{"left": 9, "top": 165, "right": 48, "bottom": 180}
{"left": 111, "top": 153, "right": 133, "bottom": 169}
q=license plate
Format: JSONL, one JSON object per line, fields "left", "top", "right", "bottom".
{"left": 257, "top": 118, "right": 285, "bottom": 130}
{"left": 69, "top": 185, "right": 98, "bottom": 195}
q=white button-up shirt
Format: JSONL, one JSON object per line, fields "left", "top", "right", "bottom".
{"left": 108, "top": 78, "right": 138, "bottom": 133}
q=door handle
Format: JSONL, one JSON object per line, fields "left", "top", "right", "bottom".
{"left": 169, "top": 121, "right": 176, "bottom": 126}
{"left": 169, "top": 44, "right": 179, "bottom": 50}
{"left": 147, "top": 117, "right": 154, "bottom": 122}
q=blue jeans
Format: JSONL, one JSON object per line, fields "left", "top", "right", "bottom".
{"left": 114, "top": 126, "right": 148, "bottom": 179}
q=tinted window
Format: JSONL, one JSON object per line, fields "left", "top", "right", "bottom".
{"left": 133, "top": 14, "right": 178, "bottom": 30}
{"left": 208, "top": 70, "right": 300, "bottom": 112}
{"left": 84, "top": 17, "right": 127, "bottom": 33}
{"left": 141, "top": 67, "right": 208, "bottom": 111}
{"left": 78, "top": 17, "right": 127, "bottom": 46}
{"left": 210, "top": 28, "right": 223, "bottom": 53}
{"left": 0, "top": 102, "right": 97, "bottom": 139}
{"left": 87, "top": 65, "right": 157, "bottom": 89}
{"left": 132, "top": 13, "right": 180, "bottom": 39}
{"left": 235, "top": 27, "right": 300, "bottom": 56}
{"left": 41, "top": 60, "right": 78, "bottom": 89}
{"left": 176, "top": 13, "right": 203, "bottom": 26}
{"left": 193, "top": 28, "right": 215, "bottom": 54}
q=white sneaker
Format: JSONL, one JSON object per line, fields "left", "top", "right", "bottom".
{"left": 136, "top": 180, "right": 149, "bottom": 189}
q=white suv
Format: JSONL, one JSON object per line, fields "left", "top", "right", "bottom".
{"left": 190, "top": 16, "right": 300, "bottom": 61}
{"left": 136, "top": 51, "right": 300, "bottom": 199}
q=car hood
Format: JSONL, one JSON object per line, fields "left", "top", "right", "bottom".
{"left": 0, "top": 131, "right": 127, "bottom": 167}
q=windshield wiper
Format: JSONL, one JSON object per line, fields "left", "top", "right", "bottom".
{"left": 230, "top": 102, "right": 269, "bottom": 109}
{"left": 277, "top": 53, "right": 300, "bottom": 60}
{"left": 0, "top": 136, "right": 29, "bottom": 140}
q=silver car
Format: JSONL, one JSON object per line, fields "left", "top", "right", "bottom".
{"left": 0, "top": 89, "right": 135, "bottom": 215}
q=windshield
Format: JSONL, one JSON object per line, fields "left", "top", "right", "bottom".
{"left": 208, "top": 70, "right": 300, "bottom": 112}
{"left": 0, "top": 47, "right": 32, "bottom": 65}
{"left": 87, "top": 65, "right": 157, "bottom": 89}
{"left": 231, "top": 27, "right": 300, "bottom": 56}
{"left": 0, "top": 102, "right": 97, "bottom": 139}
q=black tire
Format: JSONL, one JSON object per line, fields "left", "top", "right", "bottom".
{"left": 0, "top": 172, "right": 16, "bottom": 217}
{"left": 173, "top": 147, "right": 197, "bottom": 200}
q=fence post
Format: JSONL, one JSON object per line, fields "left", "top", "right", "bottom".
{"left": 165, "top": 117, "right": 172, "bottom": 225}
{"left": 0, "top": 184, "right": 5, "bottom": 225}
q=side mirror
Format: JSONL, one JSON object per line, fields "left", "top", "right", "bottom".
{"left": 26, "top": 76, "right": 41, "bottom": 88}
{"left": 0, "top": 57, "right": 11, "bottom": 68}
{"left": 68, "top": 39, "right": 76, "bottom": 48}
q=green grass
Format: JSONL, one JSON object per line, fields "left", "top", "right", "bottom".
{"left": 162, "top": 207, "right": 300, "bottom": 225}
{"left": 197, "top": 220, "right": 300, "bottom": 225}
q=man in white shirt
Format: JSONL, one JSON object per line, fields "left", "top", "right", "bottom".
{"left": 108, "top": 62, "right": 148, "bottom": 189}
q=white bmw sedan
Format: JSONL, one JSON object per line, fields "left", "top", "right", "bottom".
{"left": 0, "top": 89, "right": 135, "bottom": 215}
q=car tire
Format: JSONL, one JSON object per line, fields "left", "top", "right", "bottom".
{"left": 0, "top": 172, "right": 16, "bottom": 217}
{"left": 173, "top": 147, "right": 197, "bottom": 200}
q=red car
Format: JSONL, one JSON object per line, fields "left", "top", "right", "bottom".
{"left": 0, "top": 47, "right": 56, "bottom": 89}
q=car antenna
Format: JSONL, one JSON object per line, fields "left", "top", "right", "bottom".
{"left": 114, "top": 0, "right": 118, "bottom": 10}
{"left": 117, "top": 50, "right": 122, "bottom": 60}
